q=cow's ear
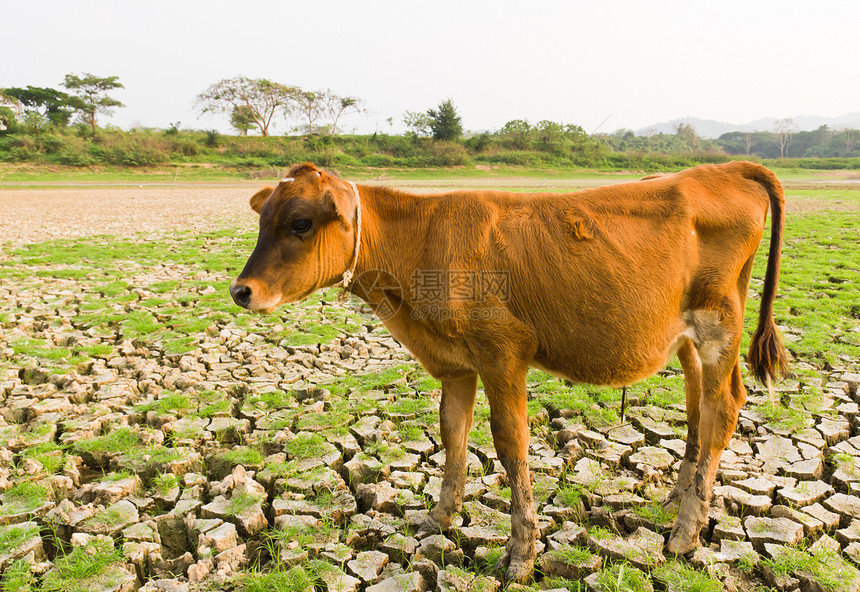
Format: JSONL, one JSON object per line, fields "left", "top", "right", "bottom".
{"left": 249, "top": 187, "right": 274, "bottom": 214}
{"left": 322, "top": 189, "right": 349, "bottom": 226}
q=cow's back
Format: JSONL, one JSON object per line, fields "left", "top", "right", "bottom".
{"left": 483, "top": 164, "right": 769, "bottom": 386}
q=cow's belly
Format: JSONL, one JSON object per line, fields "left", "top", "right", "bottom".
{"left": 529, "top": 315, "right": 689, "bottom": 387}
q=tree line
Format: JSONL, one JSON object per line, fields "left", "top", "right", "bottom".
{"left": 1, "top": 73, "right": 858, "bottom": 169}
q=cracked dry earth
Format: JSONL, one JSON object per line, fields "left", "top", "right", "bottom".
{"left": 0, "top": 183, "right": 858, "bottom": 592}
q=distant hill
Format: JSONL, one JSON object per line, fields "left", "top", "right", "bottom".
{"left": 635, "top": 113, "right": 860, "bottom": 139}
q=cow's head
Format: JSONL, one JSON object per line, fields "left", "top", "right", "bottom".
{"left": 230, "top": 163, "right": 359, "bottom": 312}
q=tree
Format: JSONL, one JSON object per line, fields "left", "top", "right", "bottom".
{"left": 426, "top": 98, "right": 462, "bottom": 141}
{"left": 62, "top": 73, "right": 124, "bottom": 133}
{"left": 674, "top": 123, "right": 699, "bottom": 150}
{"left": 772, "top": 118, "right": 797, "bottom": 158}
{"left": 230, "top": 105, "right": 257, "bottom": 136}
{"left": 294, "top": 90, "right": 326, "bottom": 135}
{"left": 2, "top": 86, "right": 73, "bottom": 127}
{"left": 499, "top": 119, "right": 533, "bottom": 150}
{"left": 402, "top": 110, "right": 432, "bottom": 137}
{"left": 323, "top": 91, "right": 363, "bottom": 136}
{"left": 195, "top": 77, "right": 297, "bottom": 137}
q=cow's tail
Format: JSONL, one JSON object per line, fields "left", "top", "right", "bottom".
{"left": 744, "top": 163, "right": 790, "bottom": 391}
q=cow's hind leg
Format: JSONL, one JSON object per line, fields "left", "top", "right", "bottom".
{"left": 665, "top": 338, "right": 702, "bottom": 511}
{"left": 667, "top": 306, "right": 747, "bottom": 554}
{"left": 420, "top": 373, "right": 477, "bottom": 534}
{"left": 484, "top": 366, "right": 538, "bottom": 582}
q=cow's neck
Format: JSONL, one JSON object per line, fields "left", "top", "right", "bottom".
{"left": 347, "top": 185, "right": 432, "bottom": 306}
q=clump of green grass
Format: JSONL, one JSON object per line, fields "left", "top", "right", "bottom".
{"left": 151, "top": 473, "right": 181, "bottom": 495}
{"left": 761, "top": 545, "right": 857, "bottom": 591}
{"left": 285, "top": 433, "right": 328, "bottom": 460}
{"left": 634, "top": 501, "right": 678, "bottom": 525}
{"left": 0, "top": 559, "right": 37, "bottom": 591}
{"left": 653, "top": 561, "right": 721, "bottom": 592}
{"left": 74, "top": 427, "right": 142, "bottom": 455}
{"left": 0, "top": 523, "right": 40, "bottom": 553}
{"left": 0, "top": 482, "right": 51, "bottom": 515}
{"left": 594, "top": 563, "right": 652, "bottom": 592}
{"left": 555, "top": 484, "right": 584, "bottom": 508}
{"left": 21, "top": 442, "right": 65, "bottom": 475}
{"left": 40, "top": 539, "right": 125, "bottom": 592}
{"left": 546, "top": 545, "right": 595, "bottom": 566}
{"left": 134, "top": 392, "right": 194, "bottom": 416}
{"left": 219, "top": 447, "right": 265, "bottom": 467}
{"left": 245, "top": 390, "right": 294, "bottom": 412}
{"left": 240, "top": 564, "right": 319, "bottom": 592}
{"left": 225, "top": 492, "right": 263, "bottom": 517}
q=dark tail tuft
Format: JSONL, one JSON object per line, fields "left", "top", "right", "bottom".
{"left": 745, "top": 163, "right": 790, "bottom": 385}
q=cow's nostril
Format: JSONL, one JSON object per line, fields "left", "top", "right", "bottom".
{"left": 231, "top": 284, "right": 252, "bottom": 308}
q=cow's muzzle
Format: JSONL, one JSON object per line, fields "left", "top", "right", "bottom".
{"left": 230, "top": 282, "right": 253, "bottom": 308}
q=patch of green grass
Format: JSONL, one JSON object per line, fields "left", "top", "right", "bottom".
{"left": 20, "top": 442, "right": 65, "bottom": 475}
{"left": 594, "top": 563, "right": 652, "bottom": 592}
{"left": 0, "top": 482, "right": 50, "bottom": 515}
{"left": 546, "top": 544, "right": 594, "bottom": 566}
{"left": 285, "top": 433, "right": 328, "bottom": 460}
{"left": 225, "top": 492, "right": 263, "bottom": 517}
{"left": 0, "top": 523, "right": 40, "bottom": 553}
{"left": 761, "top": 544, "right": 857, "bottom": 591}
{"left": 134, "top": 392, "right": 195, "bottom": 416}
{"left": 40, "top": 539, "right": 125, "bottom": 592}
{"left": 653, "top": 561, "right": 721, "bottom": 592}
{"left": 0, "top": 559, "right": 37, "bottom": 591}
{"left": 150, "top": 473, "right": 181, "bottom": 495}
{"left": 219, "top": 447, "right": 265, "bottom": 467}
{"left": 73, "top": 427, "right": 142, "bottom": 455}
{"left": 239, "top": 564, "right": 319, "bottom": 592}
{"left": 588, "top": 525, "right": 615, "bottom": 541}
{"left": 753, "top": 402, "right": 811, "bottom": 433}
{"left": 634, "top": 501, "right": 678, "bottom": 525}
{"left": 398, "top": 424, "right": 425, "bottom": 442}
{"left": 555, "top": 484, "right": 584, "bottom": 508}
{"left": 245, "top": 390, "right": 295, "bottom": 412}
{"left": 120, "top": 310, "right": 161, "bottom": 337}
{"left": 386, "top": 395, "right": 433, "bottom": 418}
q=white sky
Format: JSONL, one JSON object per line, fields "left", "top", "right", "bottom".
{"left": 4, "top": 0, "right": 858, "bottom": 135}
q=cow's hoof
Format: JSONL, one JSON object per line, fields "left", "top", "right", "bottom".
{"left": 665, "top": 522, "right": 699, "bottom": 556}
{"left": 416, "top": 509, "right": 450, "bottom": 539}
{"left": 494, "top": 549, "right": 534, "bottom": 583}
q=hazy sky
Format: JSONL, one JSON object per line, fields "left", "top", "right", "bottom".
{"left": 5, "top": 0, "right": 858, "bottom": 135}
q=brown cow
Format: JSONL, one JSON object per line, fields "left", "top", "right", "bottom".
{"left": 230, "top": 161, "right": 788, "bottom": 581}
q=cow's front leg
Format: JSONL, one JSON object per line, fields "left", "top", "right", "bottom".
{"left": 484, "top": 367, "right": 537, "bottom": 582}
{"left": 420, "top": 373, "right": 477, "bottom": 534}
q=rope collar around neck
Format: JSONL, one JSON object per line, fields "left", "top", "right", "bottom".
{"left": 336, "top": 181, "right": 361, "bottom": 302}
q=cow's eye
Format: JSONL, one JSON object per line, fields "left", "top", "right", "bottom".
{"left": 291, "top": 218, "right": 312, "bottom": 233}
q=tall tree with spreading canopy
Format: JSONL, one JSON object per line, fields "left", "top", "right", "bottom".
{"left": 426, "top": 98, "right": 463, "bottom": 141}
{"left": 2, "top": 86, "right": 74, "bottom": 127}
{"left": 62, "top": 73, "right": 124, "bottom": 133}
{"left": 195, "top": 77, "right": 298, "bottom": 136}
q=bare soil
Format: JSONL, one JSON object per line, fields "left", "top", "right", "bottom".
{"left": 1, "top": 179, "right": 855, "bottom": 247}
{"left": 0, "top": 185, "right": 256, "bottom": 246}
